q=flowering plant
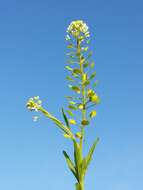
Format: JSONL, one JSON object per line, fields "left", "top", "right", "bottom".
{"left": 26, "top": 20, "right": 100, "bottom": 190}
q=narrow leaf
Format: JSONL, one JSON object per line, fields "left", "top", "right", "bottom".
{"left": 68, "top": 105, "right": 77, "bottom": 110}
{"left": 66, "top": 110, "right": 74, "bottom": 117}
{"left": 63, "top": 151, "right": 78, "bottom": 181}
{"left": 89, "top": 72, "right": 96, "bottom": 80}
{"left": 73, "top": 140, "right": 82, "bottom": 181}
{"left": 71, "top": 86, "right": 80, "bottom": 94}
{"left": 66, "top": 76, "right": 75, "bottom": 82}
{"left": 66, "top": 66, "right": 73, "bottom": 71}
{"left": 84, "top": 138, "right": 99, "bottom": 175}
{"left": 62, "top": 108, "right": 70, "bottom": 129}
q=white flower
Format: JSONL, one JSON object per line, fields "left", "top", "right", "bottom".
{"left": 66, "top": 20, "right": 90, "bottom": 38}
{"left": 26, "top": 96, "right": 42, "bottom": 111}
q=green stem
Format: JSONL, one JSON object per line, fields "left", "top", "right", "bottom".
{"left": 76, "top": 38, "right": 86, "bottom": 190}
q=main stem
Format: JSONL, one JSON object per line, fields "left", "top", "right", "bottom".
{"left": 77, "top": 38, "right": 86, "bottom": 190}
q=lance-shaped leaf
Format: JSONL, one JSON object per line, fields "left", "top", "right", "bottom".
{"left": 71, "top": 86, "right": 80, "bottom": 94}
{"left": 65, "top": 66, "right": 73, "bottom": 71}
{"left": 39, "top": 107, "right": 75, "bottom": 139}
{"left": 83, "top": 62, "right": 89, "bottom": 68}
{"left": 90, "top": 62, "right": 95, "bottom": 68}
{"left": 65, "top": 96, "right": 73, "bottom": 100}
{"left": 68, "top": 105, "right": 77, "bottom": 110}
{"left": 73, "top": 140, "right": 82, "bottom": 181}
{"left": 89, "top": 72, "right": 96, "bottom": 80}
{"left": 73, "top": 68, "right": 81, "bottom": 75}
{"left": 66, "top": 76, "right": 75, "bottom": 82}
{"left": 63, "top": 150, "right": 78, "bottom": 181}
{"left": 83, "top": 137, "right": 99, "bottom": 175}
{"left": 66, "top": 110, "right": 74, "bottom": 116}
{"left": 62, "top": 108, "right": 70, "bottom": 129}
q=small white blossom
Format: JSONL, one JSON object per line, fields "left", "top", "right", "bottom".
{"left": 26, "top": 96, "right": 42, "bottom": 111}
{"left": 66, "top": 20, "right": 90, "bottom": 38}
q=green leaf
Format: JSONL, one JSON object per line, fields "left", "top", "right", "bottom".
{"left": 69, "top": 101, "right": 76, "bottom": 105}
{"left": 73, "top": 140, "right": 82, "bottom": 181}
{"left": 66, "top": 76, "right": 75, "bottom": 82}
{"left": 83, "top": 80, "right": 90, "bottom": 87}
{"left": 93, "top": 80, "right": 99, "bottom": 87}
{"left": 68, "top": 105, "right": 77, "bottom": 110}
{"left": 73, "top": 69, "right": 81, "bottom": 75}
{"left": 62, "top": 108, "right": 70, "bottom": 129}
{"left": 83, "top": 138, "right": 99, "bottom": 175}
{"left": 66, "top": 110, "right": 74, "bottom": 116}
{"left": 65, "top": 66, "right": 73, "bottom": 71}
{"left": 71, "top": 86, "right": 80, "bottom": 94}
{"left": 90, "top": 62, "right": 95, "bottom": 68}
{"left": 83, "top": 62, "right": 89, "bottom": 68}
{"left": 63, "top": 151, "right": 78, "bottom": 181}
{"left": 65, "top": 96, "right": 73, "bottom": 100}
{"left": 89, "top": 72, "right": 96, "bottom": 80}
{"left": 86, "top": 51, "right": 92, "bottom": 61}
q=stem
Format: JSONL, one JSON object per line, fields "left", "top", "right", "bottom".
{"left": 76, "top": 38, "right": 86, "bottom": 190}
{"left": 77, "top": 38, "right": 86, "bottom": 150}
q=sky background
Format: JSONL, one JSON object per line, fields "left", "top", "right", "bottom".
{"left": 0, "top": 0, "right": 143, "bottom": 190}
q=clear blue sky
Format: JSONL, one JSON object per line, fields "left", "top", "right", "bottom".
{"left": 0, "top": 0, "right": 143, "bottom": 190}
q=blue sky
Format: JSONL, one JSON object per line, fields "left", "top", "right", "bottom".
{"left": 0, "top": 0, "right": 143, "bottom": 189}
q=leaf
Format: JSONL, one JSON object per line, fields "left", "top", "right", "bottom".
{"left": 66, "top": 76, "right": 74, "bottom": 82}
{"left": 73, "top": 69, "right": 81, "bottom": 75}
{"left": 66, "top": 110, "right": 74, "bottom": 117}
{"left": 71, "top": 86, "right": 80, "bottom": 94}
{"left": 93, "top": 80, "right": 99, "bottom": 87}
{"left": 85, "top": 51, "right": 92, "bottom": 61}
{"left": 73, "top": 140, "right": 82, "bottom": 181}
{"left": 83, "top": 62, "right": 89, "bottom": 68}
{"left": 89, "top": 72, "right": 96, "bottom": 80}
{"left": 63, "top": 151, "right": 78, "bottom": 181}
{"left": 65, "top": 66, "right": 73, "bottom": 71}
{"left": 83, "top": 80, "right": 90, "bottom": 87}
{"left": 68, "top": 105, "right": 77, "bottom": 110}
{"left": 62, "top": 108, "right": 70, "bottom": 129}
{"left": 83, "top": 138, "right": 99, "bottom": 175}
{"left": 90, "top": 62, "right": 95, "bottom": 68}
{"left": 69, "top": 101, "right": 76, "bottom": 105}
{"left": 65, "top": 96, "right": 73, "bottom": 100}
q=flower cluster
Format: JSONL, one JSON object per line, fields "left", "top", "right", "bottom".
{"left": 26, "top": 96, "right": 42, "bottom": 112}
{"left": 66, "top": 20, "right": 90, "bottom": 38}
